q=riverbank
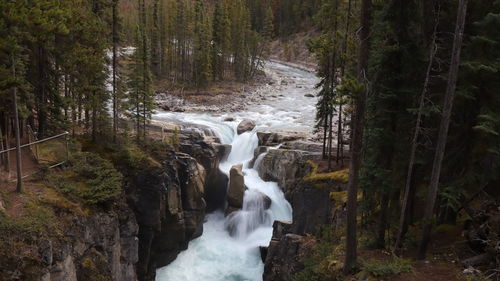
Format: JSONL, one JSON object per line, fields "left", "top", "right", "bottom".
{"left": 154, "top": 60, "right": 318, "bottom": 116}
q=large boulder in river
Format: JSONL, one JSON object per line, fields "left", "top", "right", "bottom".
{"left": 227, "top": 164, "right": 245, "bottom": 208}
{"left": 257, "top": 149, "right": 315, "bottom": 189}
{"left": 237, "top": 119, "right": 256, "bottom": 134}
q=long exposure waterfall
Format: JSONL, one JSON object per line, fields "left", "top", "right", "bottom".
{"left": 156, "top": 124, "right": 292, "bottom": 281}
{"left": 153, "top": 61, "right": 318, "bottom": 281}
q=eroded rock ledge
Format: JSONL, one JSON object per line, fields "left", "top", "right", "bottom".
{"left": 254, "top": 134, "right": 349, "bottom": 281}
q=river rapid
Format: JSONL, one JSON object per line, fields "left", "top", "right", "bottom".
{"left": 153, "top": 61, "right": 318, "bottom": 281}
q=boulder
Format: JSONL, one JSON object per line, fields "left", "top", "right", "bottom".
{"left": 282, "top": 140, "right": 323, "bottom": 153}
{"left": 257, "top": 149, "right": 315, "bottom": 189}
{"left": 237, "top": 119, "right": 256, "bottom": 135}
{"left": 227, "top": 164, "right": 245, "bottom": 208}
{"left": 257, "top": 131, "right": 306, "bottom": 146}
{"left": 224, "top": 117, "right": 235, "bottom": 122}
{"left": 304, "top": 93, "right": 314, "bottom": 98}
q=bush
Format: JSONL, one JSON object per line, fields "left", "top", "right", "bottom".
{"left": 292, "top": 226, "right": 345, "bottom": 281}
{"left": 360, "top": 257, "right": 413, "bottom": 278}
{"left": 0, "top": 202, "right": 56, "bottom": 237}
{"left": 55, "top": 152, "right": 123, "bottom": 205}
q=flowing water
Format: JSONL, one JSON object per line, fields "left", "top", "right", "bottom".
{"left": 154, "top": 62, "right": 318, "bottom": 281}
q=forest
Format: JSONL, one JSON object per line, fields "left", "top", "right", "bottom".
{"left": 0, "top": 0, "right": 499, "bottom": 281}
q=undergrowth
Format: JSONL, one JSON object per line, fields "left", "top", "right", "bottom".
{"left": 359, "top": 256, "right": 413, "bottom": 278}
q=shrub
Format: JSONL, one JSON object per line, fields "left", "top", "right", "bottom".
{"left": 55, "top": 152, "right": 123, "bottom": 205}
{"left": 360, "top": 257, "right": 413, "bottom": 278}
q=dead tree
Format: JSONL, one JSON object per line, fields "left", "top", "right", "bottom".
{"left": 417, "top": 0, "right": 468, "bottom": 259}
{"left": 395, "top": 4, "right": 440, "bottom": 251}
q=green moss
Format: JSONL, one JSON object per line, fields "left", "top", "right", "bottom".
{"left": 329, "top": 191, "right": 348, "bottom": 204}
{"left": 304, "top": 167, "right": 349, "bottom": 184}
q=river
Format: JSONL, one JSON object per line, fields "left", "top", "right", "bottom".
{"left": 152, "top": 61, "right": 318, "bottom": 281}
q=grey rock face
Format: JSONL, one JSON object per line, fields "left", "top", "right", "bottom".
{"left": 257, "top": 149, "right": 314, "bottom": 189}
{"left": 41, "top": 205, "right": 139, "bottom": 281}
{"left": 128, "top": 152, "right": 207, "bottom": 281}
{"left": 263, "top": 234, "right": 309, "bottom": 281}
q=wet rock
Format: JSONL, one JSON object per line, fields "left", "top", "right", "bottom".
{"left": 260, "top": 246, "right": 268, "bottom": 262}
{"left": 215, "top": 143, "right": 232, "bottom": 162}
{"left": 177, "top": 154, "right": 206, "bottom": 239}
{"left": 237, "top": 119, "right": 257, "bottom": 134}
{"left": 272, "top": 221, "right": 293, "bottom": 240}
{"left": 224, "top": 206, "right": 240, "bottom": 216}
{"left": 224, "top": 117, "right": 235, "bottom": 122}
{"left": 245, "top": 190, "right": 272, "bottom": 211}
{"left": 304, "top": 93, "right": 314, "bottom": 97}
{"left": 227, "top": 164, "right": 245, "bottom": 208}
{"left": 248, "top": 146, "right": 268, "bottom": 168}
{"left": 179, "top": 132, "right": 226, "bottom": 212}
{"left": 280, "top": 80, "right": 289, "bottom": 85}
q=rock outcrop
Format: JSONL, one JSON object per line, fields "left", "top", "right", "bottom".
{"left": 256, "top": 131, "right": 305, "bottom": 146}
{"left": 127, "top": 151, "right": 207, "bottom": 281}
{"left": 40, "top": 204, "right": 138, "bottom": 281}
{"left": 257, "top": 149, "right": 314, "bottom": 189}
{"left": 263, "top": 233, "right": 310, "bottom": 281}
{"left": 237, "top": 119, "right": 256, "bottom": 134}
{"left": 227, "top": 164, "right": 246, "bottom": 210}
{"left": 179, "top": 130, "right": 228, "bottom": 212}
{"left": 260, "top": 148, "right": 348, "bottom": 281}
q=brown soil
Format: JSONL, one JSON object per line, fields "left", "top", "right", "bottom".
{"left": 0, "top": 180, "right": 46, "bottom": 219}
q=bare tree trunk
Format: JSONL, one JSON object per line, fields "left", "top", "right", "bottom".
{"left": 12, "top": 53, "right": 23, "bottom": 193}
{"left": 4, "top": 116, "right": 10, "bottom": 175}
{"left": 417, "top": 0, "right": 468, "bottom": 259}
{"left": 395, "top": 5, "right": 440, "bottom": 251}
{"left": 112, "top": 0, "right": 119, "bottom": 142}
{"left": 0, "top": 125, "right": 5, "bottom": 168}
{"left": 338, "top": 0, "right": 352, "bottom": 166}
{"left": 337, "top": 104, "right": 342, "bottom": 165}
{"left": 343, "top": 0, "right": 371, "bottom": 274}
{"left": 323, "top": 117, "right": 328, "bottom": 159}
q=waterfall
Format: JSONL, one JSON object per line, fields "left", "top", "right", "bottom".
{"left": 156, "top": 123, "right": 292, "bottom": 281}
